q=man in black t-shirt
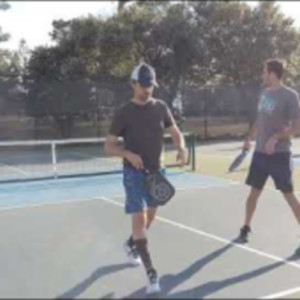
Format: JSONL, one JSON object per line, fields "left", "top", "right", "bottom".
{"left": 105, "top": 63, "right": 187, "bottom": 295}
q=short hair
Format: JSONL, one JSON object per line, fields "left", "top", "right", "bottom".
{"left": 265, "top": 59, "right": 284, "bottom": 79}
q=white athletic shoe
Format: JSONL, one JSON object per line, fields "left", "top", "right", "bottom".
{"left": 146, "top": 268, "right": 161, "bottom": 295}
{"left": 124, "top": 240, "right": 142, "bottom": 267}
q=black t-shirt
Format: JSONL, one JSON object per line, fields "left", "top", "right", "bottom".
{"left": 109, "top": 98, "right": 175, "bottom": 172}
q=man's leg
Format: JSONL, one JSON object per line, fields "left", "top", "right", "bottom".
{"left": 285, "top": 192, "right": 300, "bottom": 256}
{"left": 145, "top": 168, "right": 164, "bottom": 230}
{"left": 132, "top": 211, "right": 147, "bottom": 239}
{"left": 131, "top": 211, "right": 153, "bottom": 270}
{"left": 244, "top": 187, "right": 263, "bottom": 227}
{"left": 124, "top": 168, "right": 160, "bottom": 294}
{"left": 126, "top": 207, "right": 157, "bottom": 256}
{"left": 126, "top": 174, "right": 159, "bottom": 243}
{"left": 271, "top": 153, "right": 299, "bottom": 223}
{"left": 123, "top": 167, "right": 145, "bottom": 266}
{"left": 146, "top": 207, "right": 158, "bottom": 230}
{"left": 270, "top": 153, "right": 300, "bottom": 255}
{"left": 283, "top": 192, "right": 300, "bottom": 255}
{"left": 131, "top": 210, "right": 160, "bottom": 294}
{"left": 283, "top": 192, "right": 300, "bottom": 225}
{"left": 238, "top": 152, "right": 267, "bottom": 243}
{"left": 281, "top": 192, "right": 300, "bottom": 256}
{"left": 237, "top": 187, "right": 263, "bottom": 243}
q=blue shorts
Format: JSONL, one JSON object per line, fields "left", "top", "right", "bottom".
{"left": 246, "top": 151, "right": 293, "bottom": 193}
{"left": 123, "top": 166, "right": 166, "bottom": 214}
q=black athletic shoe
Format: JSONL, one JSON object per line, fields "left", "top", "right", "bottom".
{"left": 236, "top": 225, "right": 251, "bottom": 243}
{"left": 294, "top": 244, "right": 300, "bottom": 257}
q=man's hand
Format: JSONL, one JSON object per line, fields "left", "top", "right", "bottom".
{"left": 176, "top": 148, "right": 187, "bottom": 168}
{"left": 265, "top": 135, "right": 278, "bottom": 155}
{"left": 125, "top": 152, "right": 144, "bottom": 170}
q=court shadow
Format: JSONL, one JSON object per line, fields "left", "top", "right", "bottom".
{"left": 124, "top": 241, "right": 298, "bottom": 299}
{"left": 124, "top": 242, "right": 234, "bottom": 299}
{"left": 56, "top": 262, "right": 133, "bottom": 299}
{"left": 167, "top": 254, "right": 297, "bottom": 298}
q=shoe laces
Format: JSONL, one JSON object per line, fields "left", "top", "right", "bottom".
{"left": 147, "top": 268, "right": 158, "bottom": 282}
{"left": 129, "top": 246, "right": 139, "bottom": 259}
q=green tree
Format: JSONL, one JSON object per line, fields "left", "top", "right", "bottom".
{"left": 200, "top": 1, "right": 300, "bottom": 85}
{"left": 24, "top": 1, "right": 300, "bottom": 137}
{"left": 0, "top": 1, "right": 11, "bottom": 75}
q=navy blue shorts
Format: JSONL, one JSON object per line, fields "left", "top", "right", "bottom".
{"left": 246, "top": 151, "right": 293, "bottom": 193}
{"left": 123, "top": 166, "right": 166, "bottom": 214}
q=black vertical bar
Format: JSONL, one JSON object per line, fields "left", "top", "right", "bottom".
{"left": 192, "top": 133, "right": 196, "bottom": 171}
{"left": 187, "top": 132, "right": 191, "bottom": 166}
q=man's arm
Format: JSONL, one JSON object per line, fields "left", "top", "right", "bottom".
{"left": 246, "top": 120, "right": 258, "bottom": 141}
{"left": 274, "top": 92, "right": 300, "bottom": 140}
{"left": 243, "top": 120, "right": 257, "bottom": 150}
{"left": 166, "top": 124, "right": 187, "bottom": 167}
{"left": 273, "top": 118, "right": 300, "bottom": 140}
{"left": 265, "top": 92, "right": 300, "bottom": 155}
{"left": 104, "top": 135, "right": 144, "bottom": 169}
{"left": 265, "top": 118, "right": 300, "bottom": 155}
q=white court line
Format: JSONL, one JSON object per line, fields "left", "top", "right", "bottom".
{"left": 177, "top": 181, "right": 240, "bottom": 190}
{"left": 99, "top": 196, "right": 300, "bottom": 271}
{"left": 260, "top": 286, "right": 300, "bottom": 299}
{"left": 0, "top": 171, "right": 239, "bottom": 191}
{"left": 112, "top": 181, "right": 241, "bottom": 200}
{"left": 2, "top": 190, "right": 300, "bottom": 298}
{"left": 66, "top": 150, "right": 120, "bottom": 165}
{"left": 0, "top": 173, "right": 121, "bottom": 188}
{"left": 0, "top": 180, "right": 241, "bottom": 212}
{"left": 108, "top": 181, "right": 241, "bottom": 201}
{"left": 0, "top": 177, "right": 58, "bottom": 191}
{"left": 190, "top": 173, "right": 239, "bottom": 185}
{"left": 0, "top": 196, "right": 106, "bottom": 212}
{"left": 198, "top": 151, "right": 252, "bottom": 161}
{"left": 65, "top": 150, "right": 98, "bottom": 159}
{"left": 0, "top": 162, "right": 30, "bottom": 176}
{"left": 228, "top": 176, "right": 300, "bottom": 196}
{"left": 0, "top": 193, "right": 9, "bottom": 199}
{"left": 193, "top": 166, "right": 300, "bottom": 196}
{"left": 1, "top": 164, "right": 299, "bottom": 265}
{"left": 196, "top": 148, "right": 300, "bottom": 194}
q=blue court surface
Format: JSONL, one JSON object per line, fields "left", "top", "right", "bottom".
{"left": 0, "top": 171, "right": 232, "bottom": 208}
{"left": 1, "top": 170, "right": 300, "bottom": 299}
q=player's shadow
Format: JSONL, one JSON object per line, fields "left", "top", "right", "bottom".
{"left": 124, "top": 240, "right": 299, "bottom": 299}
{"left": 124, "top": 241, "right": 235, "bottom": 299}
{"left": 56, "top": 262, "right": 133, "bottom": 299}
{"left": 167, "top": 254, "right": 298, "bottom": 298}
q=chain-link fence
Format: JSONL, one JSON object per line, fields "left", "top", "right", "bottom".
{"left": 1, "top": 78, "right": 299, "bottom": 141}
{"left": 182, "top": 83, "right": 261, "bottom": 140}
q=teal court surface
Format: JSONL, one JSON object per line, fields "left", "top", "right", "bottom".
{"left": 1, "top": 170, "right": 300, "bottom": 298}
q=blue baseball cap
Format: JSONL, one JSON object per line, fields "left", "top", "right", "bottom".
{"left": 131, "top": 63, "right": 159, "bottom": 87}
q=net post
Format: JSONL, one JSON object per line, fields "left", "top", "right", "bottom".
{"left": 192, "top": 133, "right": 196, "bottom": 171}
{"left": 186, "top": 132, "right": 191, "bottom": 167}
{"left": 51, "top": 142, "right": 58, "bottom": 179}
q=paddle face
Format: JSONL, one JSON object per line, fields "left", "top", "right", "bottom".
{"left": 228, "top": 149, "right": 249, "bottom": 172}
{"left": 145, "top": 171, "right": 175, "bottom": 206}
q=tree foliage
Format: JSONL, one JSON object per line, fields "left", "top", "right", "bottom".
{"left": 24, "top": 1, "right": 300, "bottom": 137}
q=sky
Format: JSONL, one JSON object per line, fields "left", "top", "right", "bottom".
{"left": 0, "top": 1, "right": 117, "bottom": 50}
{"left": 1, "top": 1, "right": 300, "bottom": 51}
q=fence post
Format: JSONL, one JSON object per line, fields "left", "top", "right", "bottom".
{"left": 192, "top": 133, "right": 196, "bottom": 171}
{"left": 51, "top": 142, "right": 58, "bottom": 179}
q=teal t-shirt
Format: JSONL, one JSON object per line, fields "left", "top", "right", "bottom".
{"left": 256, "top": 86, "right": 300, "bottom": 153}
